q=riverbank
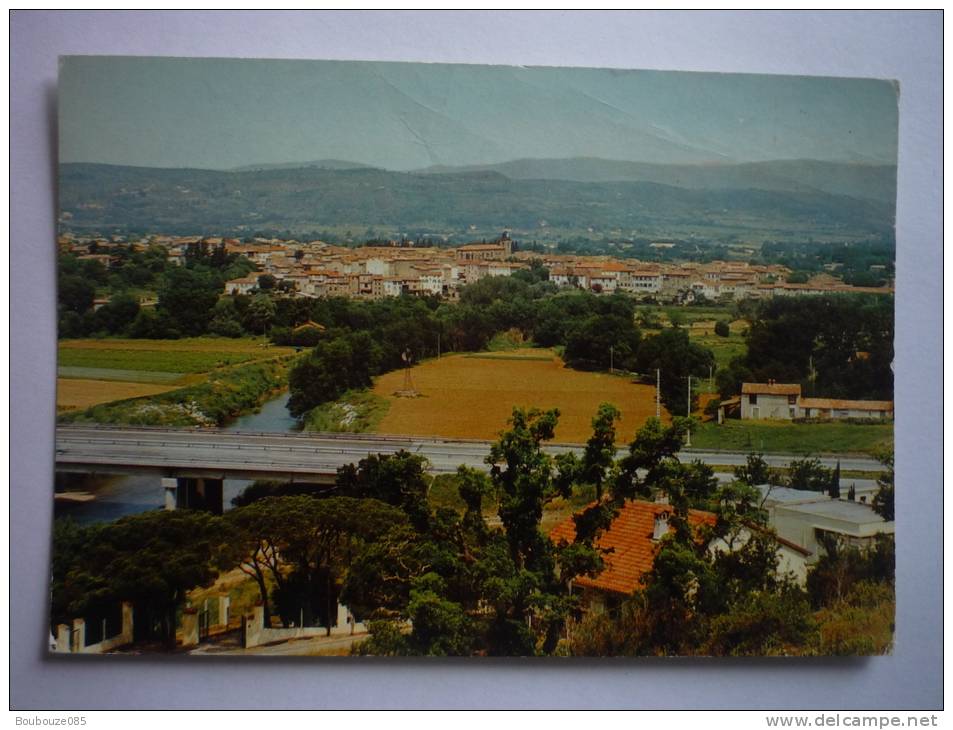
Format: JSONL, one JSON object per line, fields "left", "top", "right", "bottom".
{"left": 58, "top": 357, "right": 297, "bottom": 428}
{"left": 301, "top": 389, "right": 390, "bottom": 433}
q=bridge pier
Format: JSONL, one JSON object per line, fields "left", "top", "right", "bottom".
{"left": 161, "top": 477, "right": 224, "bottom": 515}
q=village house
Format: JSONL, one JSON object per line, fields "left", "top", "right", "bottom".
{"left": 224, "top": 274, "right": 260, "bottom": 296}
{"left": 549, "top": 500, "right": 717, "bottom": 613}
{"left": 741, "top": 381, "right": 801, "bottom": 420}
{"left": 740, "top": 382, "right": 893, "bottom": 421}
{"left": 550, "top": 499, "right": 815, "bottom": 611}
{"left": 619, "top": 268, "right": 663, "bottom": 295}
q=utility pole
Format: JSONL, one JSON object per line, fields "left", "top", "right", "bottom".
{"left": 686, "top": 375, "right": 692, "bottom": 447}
{"left": 609, "top": 345, "right": 614, "bottom": 374}
{"left": 656, "top": 368, "right": 661, "bottom": 418}
{"left": 437, "top": 332, "right": 441, "bottom": 359}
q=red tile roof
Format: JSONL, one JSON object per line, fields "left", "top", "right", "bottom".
{"left": 799, "top": 397, "right": 893, "bottom": 411}
{"left": 549, "top": 501, "right": 716, "bottom": 595}
{"left": 741, "top": 382, "right": 801, "bottom": 396}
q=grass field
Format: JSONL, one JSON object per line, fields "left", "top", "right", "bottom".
{"left": 57, "top": 367, "right": 187, "bottom": 384}
{"left": 691, "top": 332, "right": 747, "bottom": 372}
{"left": 56, "top": 337, "right": 297, "bottom": 413}
{"left": 372, "top": 348, "right": 668, "bottom": 443}
{"left": 57, "top": 337, "right": 294, "bottom": 374}
{"left": 690, "top": 420, "right": 893, "bottom": 455}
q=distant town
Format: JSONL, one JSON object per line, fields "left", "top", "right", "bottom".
{"left": 60, "top": 231, "right": 895, "bottom": 307}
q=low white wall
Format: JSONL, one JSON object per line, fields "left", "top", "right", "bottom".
{"left": 55, "top": 602, "right": 133, "bottom": 654}
{"left": 243, "top": 604, "right": 365, "bottom": 649}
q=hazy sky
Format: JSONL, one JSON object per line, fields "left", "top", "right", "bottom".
{"left": 59, "top": 56, "right": 899, "bottom": 170}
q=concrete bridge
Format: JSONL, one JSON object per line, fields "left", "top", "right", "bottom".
{"left": 55, "top": 424, "right": 884, "bottom": 514}
{"left": 55, "top": 424, "right": 514, "bottom": 513}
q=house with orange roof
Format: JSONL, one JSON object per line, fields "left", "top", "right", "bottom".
{"left": 798, "top": 397, "right": 893, "bottom": 420}
{"left": 549, "top": 500, "right": 717, "bottom": 612}
{"left": 551, "top": 499, "right": 815, "bottom": 613}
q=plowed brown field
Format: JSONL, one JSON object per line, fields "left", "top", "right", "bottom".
{"left": 56, "top": 378, "right": 180, "bottom": 412}
{"left": 372, "top": 349, "right": 669, "bottom": 444}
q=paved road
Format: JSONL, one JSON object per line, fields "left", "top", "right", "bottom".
{"left": 55, "top": 425, "right": 885, "bottom": 479}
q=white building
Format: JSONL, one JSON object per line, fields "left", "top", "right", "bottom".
{"left": 755, "top": 485, "right": 894, "bottom": 563}
{"left": 225, "top": 275, "right": 259, "bottom": 295}
{"left": 799, "top": 398, "right": 894, "bottom": 420}
{"left": 741, "top": 382, "right": 801, "bottom": 420}
{"left": 740, "top": 382, "right": 894, "bottom": 421}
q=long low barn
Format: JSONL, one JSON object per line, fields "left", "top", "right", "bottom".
{"left": 798, "top": 397, "right": 894, "bottom": 420}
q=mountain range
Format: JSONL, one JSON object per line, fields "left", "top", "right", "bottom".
{"left": 59, "top": 157, "right": 896, "bottom": 240}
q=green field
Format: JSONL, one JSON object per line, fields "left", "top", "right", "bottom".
{"left": 658, "top": 305, "right": 733, "bottom": 323}
{"left": 58, "top": 347, "right": 258, "bottom": 373}
{"left": 57, "top": 337, "right": 296, "bottom": 373}
{"left": 691, "top": 332, "right": 747, "bottom": 370}
{"left": 57, "top": 366, "right": 186, "bottom": 384}
{"left": 690, "top": 420, "right": 893, "bottom": 456}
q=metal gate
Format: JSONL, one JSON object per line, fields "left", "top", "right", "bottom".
{"left": 198, "top": 606, "right": 210, "bottom": 642}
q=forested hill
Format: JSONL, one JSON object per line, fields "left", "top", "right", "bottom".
{"left": 59, "top": 162, "right": 895, "bottom": 239}
{"left": 418, "top": 158, "right": 898, "bottom": 205}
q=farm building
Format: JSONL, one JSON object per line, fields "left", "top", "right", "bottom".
{"left": 739, "top": 382, "right": 893, "bottom": 421}
{"left": 798, "top": 397, "right": 893, "bottom": 420}
{"left": 741, "top": 381, "right": 801, "bottom": 420}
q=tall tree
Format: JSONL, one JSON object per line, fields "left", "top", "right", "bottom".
{"left": 244, "top": 293, "right": 277, "bottom": 336}
{"left": 51, "top": 511, "right": 226, "bottom": 649}
{"left": 157, "top": 266, "right": 223, "bottom": 336}
{"left": 829, "top": 460, "right": 842, "bottom": 499}
{"left": 581, "top": 403, "right": 621, "bottom": 500}
{"left": 786, "top": 458, "right": 833, "bottom": 492}
{"left": 871, "top": 449, "right": 894, "bottom": 521}
{"left": 635, "top": 328, "right": 715, "bottom": 413}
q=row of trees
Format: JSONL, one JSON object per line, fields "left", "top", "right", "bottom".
{"left": 716, "top": 294, "right": 894, "bottom": 402}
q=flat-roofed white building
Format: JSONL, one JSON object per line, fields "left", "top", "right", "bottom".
{"left": 755, "top": 485, "right": 894, "bottom": 562}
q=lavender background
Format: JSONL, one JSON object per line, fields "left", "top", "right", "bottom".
{"left": 11, "top": 10, "right": 942, "bottom": 710}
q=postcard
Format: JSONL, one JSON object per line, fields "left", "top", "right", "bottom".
{"left": 52, "top": 57, "right": 896, "bottom": 656}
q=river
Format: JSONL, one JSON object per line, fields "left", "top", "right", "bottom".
{"left": 54, "top": 392, "right": 298, "bottom": 525}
